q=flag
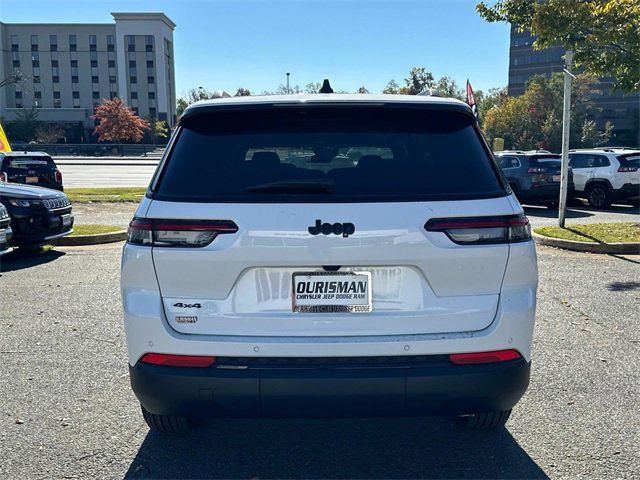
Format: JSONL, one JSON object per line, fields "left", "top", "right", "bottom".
{"left": 0, "top": 122, "right": 11, "bottom": 152}
{"left": 466, "top": 79, "right": 478, "bottom": 121}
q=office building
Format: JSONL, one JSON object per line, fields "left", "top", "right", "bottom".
{"left": 508, "top": 25, "right": 639, "bottom": 147}
{"left": 0, "top": 12, "right": 176, "bottom": 140}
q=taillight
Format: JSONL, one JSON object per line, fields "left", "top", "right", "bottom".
{"left": 127, "top": 218, "right": 238, "bottom": 247}
{"left": 140, "top": 353, "right": 215, "bottom": 368}
{"left": 55, "top": 169, "right": 63, "bottom": 183}
{"left": 618, "top": 166, "right": 638, "bottom": 172}
{"left": 527, "top": 167, "right": 547, "bottom": 173}
{"left": 449, "top": 349, "right": 522, "bottom": 365}
{"left": 425, "top": 214, "right": 531, "bottom": 245}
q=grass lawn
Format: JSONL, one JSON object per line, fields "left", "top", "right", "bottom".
{"left": 69, "top": 224, "right": 124, "bottom": 237}
{"left": 534, "top": 222, "right": 640, "bottom": 244}
{"left": 66, "top": 187, "right": 146, "bottom": 203}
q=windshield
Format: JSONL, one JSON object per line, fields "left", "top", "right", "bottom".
{"left": 153, "top": 106, "right": 505, "bottom": 203}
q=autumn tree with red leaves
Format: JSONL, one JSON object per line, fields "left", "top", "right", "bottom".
{"left": 92, "top": 98, "right": 150, "bottom": 143}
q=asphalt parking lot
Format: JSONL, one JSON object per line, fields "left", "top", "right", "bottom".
{"left": 1, "top": 235, "right": 638, "bottom": 479}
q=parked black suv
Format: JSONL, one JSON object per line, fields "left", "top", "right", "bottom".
{"left": 0, "top": 203, "right": 12, "bottom": 255}
{"left": 0, "top": 182, "right": 73, "bottom": 247}
{"left": 494, "top": 151, "right": 574, "bottom": 207}
{"left": 0, "top": 151, "right": 64, "bottom": 191}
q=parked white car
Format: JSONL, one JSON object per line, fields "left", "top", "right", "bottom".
{"left": 568, "top": 148, "right": 640, "bottom": 208}
{"left": 121, "top": 92, "right": 538, "bottom": 433}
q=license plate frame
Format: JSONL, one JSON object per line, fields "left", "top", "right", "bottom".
{"left": 292, "top": 271, "right": 372, "bottom": 313}
{"left": 25, "top": 176, "right": 39, "bottom": 183}
{"left": 552, "top": 174, "right": 561, "bottom": 182}
{"left": 62, "top": 214, "right": 72, "bottom": 227}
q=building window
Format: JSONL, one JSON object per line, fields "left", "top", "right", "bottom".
{"left": 73, "top": 91, "right": 80, "bottom": 99}
{"left": 73, "top": 98, "right": 80, "bottom": 108}
{"left": 13, "top": 60, "right": 20, "bottom": 68}
{"left": 109, "top": 75, "right": 117, "bottom": 83}
{"left": 71, "top": 59, "right": 78, "bottom": 68}
{"left": 91, "top": 60, "right": 98, "bottom": 68}
{"left": 53, "top": 76, "right": 60, "bottom": 83}
{"left": 132, "top": 107, "right": 138, "bottom": 115}
{"left": 15, "top": 100, "right": 23, "bottom": 108}
{"left": 91, "top": 67, "right": 98, "bottom": 76}
{"left": 108, "top": 51, "right": 115, "bottom": 61}
{"left": 51, "top": 60, "right": 59, "bottom": 68}
{"left": 131, "top": 92, "right": 138, "bottom": 99}
{"left": 34, "top": 91, "right": 42, "bottom": 99}
{"left": 33, "top": 76, "right": 40, "bottom": 83}
{"left": 107, "top": 35, "right": 114, "bottom": 51}
{"left": 147, "top": 76, "right": 155, "bottom": 84}
{"left": 130, "top": 76, "right": 137, "bottom": 84}
{"left": 72, "top": 76, "right": 79, "bottom": 83}
{"left": 90, "top": 51, "right": 98, "bottom": 61}
{"left": 145, "top": 35, "right": 153, "bottom": 52}
{"left": 108, "top": 60, "right": 115, "bottom": 68}
{"left": 129, "top": 60, "right": 136, "bottom": 68}
{"left": 69, "top": 34, "right": 77, "bottom": 52}
{"left": 30, "top": 35, "right": 38, "bottom": 52}
{"left": 149, "top": 108, "right": 156, "bottom": 117}
{"left": 53, "top": 91, "right": 60, "bottom": 99}
{"left": 92, "top": 76, "right": 99, "bottom": 84}
{"left": 147, "top": 60, "right": 154, "bottom": 68}
{"left": 127, "top": 36, "right": 135, "bottom": 52}
{"left": 129, "top": 67, "right": 136, "bottom": 76}
{"left": 93, "top": 91, "right": 100, "bottom": 99}
{"left": 15, "top": 91, "right": 22, "bottom": 99}
{"left": 32, "top": 60, "right": 40, "bottom": 68}
{"left": 148, "top": 92, "right": 155, "bottom": 99}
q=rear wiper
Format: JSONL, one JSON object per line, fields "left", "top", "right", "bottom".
{"left": 245, "top": 179, "right": 334, "bottom": 193}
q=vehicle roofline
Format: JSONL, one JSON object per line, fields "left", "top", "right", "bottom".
{"left": 180, "top": 94, "right": 473, "bottom": 122}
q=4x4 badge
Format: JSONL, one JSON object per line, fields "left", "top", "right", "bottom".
{"left": 308, "top": 219, "right": 355, "bottom": 238}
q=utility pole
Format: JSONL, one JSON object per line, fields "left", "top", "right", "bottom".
{"left": 286, "top": 72, "right": 290, "bottom": 94}
{"left": 558, "top": 50, "right": 574, "bottom": 228}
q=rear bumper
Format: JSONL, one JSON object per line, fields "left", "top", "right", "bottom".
{"left": 520, "top": 183, "right": 574, "bottom": 202}
{"left": 613, "top": 183, "right": 640, "bottom": 201}
{"left": 130, "top": 357, "right": 530, "bottom": 418}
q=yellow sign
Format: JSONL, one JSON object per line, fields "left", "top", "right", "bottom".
{"left": 492, "top": 137, "right": 505, "bottom": 152}
{"left": 0, "top": 122, "right": 11, "bottom": 152}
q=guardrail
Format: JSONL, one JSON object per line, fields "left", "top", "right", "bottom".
{"left": 10, "top": 143, "right": 166, "bottom": 157}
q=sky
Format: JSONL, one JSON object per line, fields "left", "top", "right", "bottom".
{"left": 0, "top": 0, "right": 510, "bottom": 97}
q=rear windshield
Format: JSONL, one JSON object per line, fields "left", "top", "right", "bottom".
{"left": 618, "top": 153, "right": 640, "bottom": 167}
{"left": 530, "top": 155, "right": 561, "bottom": 167}
{"left": 153, "top": 106, "right": 505, "bottom": 203}
{"left": 2, "top": 156, "right": 55, "bottom": 170}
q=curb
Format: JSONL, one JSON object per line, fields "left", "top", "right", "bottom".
{"left": 532, "top": 231, "right": 640, "bottom": 254}
{"left": 53, "top": 229, "right": 127, "bottom": 246}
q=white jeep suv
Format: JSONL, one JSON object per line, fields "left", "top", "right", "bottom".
{"left": 569, "top": 148, "right": 640, "bottom": 208}
{"left": 121, "top": 93, "right": 538, "bottom": 433}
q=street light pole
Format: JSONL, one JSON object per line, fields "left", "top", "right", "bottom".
{"left": 558, "top": 50, "right": 574, "bottom": 228}
{"left": 286, "top": 72, "right": 290, "bottom": 94}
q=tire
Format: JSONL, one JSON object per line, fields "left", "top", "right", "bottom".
{"left": 454, "top": 409, "right": 512, "bottom": 429}
{"left": 141, "top": 405, "right": 189, "bottom": 434}
{"left": 586, "top": 184, "right": 611, "bottom": 209}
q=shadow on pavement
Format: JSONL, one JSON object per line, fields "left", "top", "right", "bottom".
{"left": 0, "top": 248, "right": 65, "bottom": 273}
{"left": 124, "top": 416, "right": 548, "bottom": 479}
{"left": 607, "top": 281, "right": 640, "bottom": 291}
{"left": 523, "top": 205, "right": 593, "bottom": 219}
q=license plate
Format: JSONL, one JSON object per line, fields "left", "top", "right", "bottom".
{"left": 292, "top": 271, "right": 372, "bottom": 313}
{"left": 25, "top": 176, "right": 38, "bottom": 183}
{"left": 62, "top": 214, "right": 72, "bottom": 227}
{"left": 552, "top": 175, "right": 561, "bottom": 182}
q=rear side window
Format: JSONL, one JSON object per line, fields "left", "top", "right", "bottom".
{"left": 153, "top": 106, "right": 505, "bottom": 203}
{"left": 498, "top": 156, "right": 521, "bottom": 169}
{"left": 2, "top": 156, "right": 55, "bottom": 170}
{"left": 617, "top": 153, "right": 640, "bottom": 168}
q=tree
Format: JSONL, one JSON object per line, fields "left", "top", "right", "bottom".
{"left": 235, "top": 87, "right": 251, "bottom": 96}
{"left": 435, "top": 77, "right": 465, "bottom": 100}
{"left": 176, "top": 87, "right": 218, "bottom": 116}
{"left": 146, "top": 117, "right": 169, "bottom": 144}
{"left": 305, "top": 82, "right": 322, "bottom": 94}
{"left": 5, "top": 106, "right": 40, "bottom": 142}
{"left": 382, "top": 80, "right": 401, "bottom": 94}
{"left": 357, "top": 86, "right": 370, "bottom": 94}
{"left": 581, "top": 119, "right": 613, "bottom": 147}
{"left": 92, "top": 98, "right": 150, "bottom": 143}
{"left": 35, "top": 123, "right": 65, "bottom": 143}
{"left": 477, "top": 87, "right": 509, "bottom": 124}
{"left": 477, "top": 0, "right": 640, "bottom": 91}
{"left": 403, "top": 67, "right": 435, "bottom": 95}
{"left": 482, "top": 73, "right": 612, "bottom": 151}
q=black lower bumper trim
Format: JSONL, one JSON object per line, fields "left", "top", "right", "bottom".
{"left": 130, "top": 356, "right": 531, "bottom": 418}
